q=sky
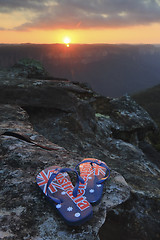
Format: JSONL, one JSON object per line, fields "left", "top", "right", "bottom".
{"left": 0, "top": 0, "right": 160, "bottom": 44}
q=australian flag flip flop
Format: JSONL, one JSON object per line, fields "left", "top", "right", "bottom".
{"left": 36, "top": 166, "right": 93, "bottom": 226}
{"left": 75, "top": 158, "right": 110, "bottom": 204}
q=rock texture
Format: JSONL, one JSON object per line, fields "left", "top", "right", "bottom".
{"left": 0, "top": 67, "right": 160, "bottom": 240}
{"left": 0, "top": 104, "right": 130, "bottom": 240}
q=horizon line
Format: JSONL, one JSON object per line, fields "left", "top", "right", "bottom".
{"left": 0, "top": 42, "right": 160, "bottom": 45}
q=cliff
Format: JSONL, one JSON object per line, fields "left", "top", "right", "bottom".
{"left": 0, "top": 65, "right": 160, "bottom": 240}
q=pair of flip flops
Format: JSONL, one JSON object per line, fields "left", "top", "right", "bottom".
{"left": 36, "top": 158, "right": 110, "bottom": 226}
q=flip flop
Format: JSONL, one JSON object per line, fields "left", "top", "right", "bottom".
{"left": 75, "top": 158, "right": 110, "bottom": 204}
{"left": 36, "top": 166, "right": 93, "bottom": 226}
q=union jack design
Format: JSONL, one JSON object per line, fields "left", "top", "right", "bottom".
{"left": 37, "top": 168, "right": 63, "bottom": 195}
{"left": 79, "top": 159, "right": 106, "bottom": 180}
{"left": 93, "top": 163, "right": 106, "bottom": 176}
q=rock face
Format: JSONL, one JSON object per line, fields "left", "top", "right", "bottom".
{"left": 0, "top": 68, "right": 160, "bottom": 240}
{"left": 0, "top": 105, "right": 130, "bottom": 240}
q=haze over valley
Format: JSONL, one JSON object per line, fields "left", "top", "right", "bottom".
{"left": 1, "top": 43, "right": 160, "bottom": 97}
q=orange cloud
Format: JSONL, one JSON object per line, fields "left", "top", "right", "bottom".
{"left": 0, "top": 0, "right": 160, "bottom": 44}
{"left": 1, "top": 0, "right": 160, "bottom": 31}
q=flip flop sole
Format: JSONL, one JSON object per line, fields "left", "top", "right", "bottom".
{"left": 78, "top": 159, "right": 109, "bottom": 204}
{"left": 36, "top": 166, "right": 93, "bottom": 225}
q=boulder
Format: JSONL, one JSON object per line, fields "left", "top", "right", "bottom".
{"left": 21, "top": 89, "right": 160, "bottom": 240}
{"left": 0, "top": 104, "right": 130, "bottom": 240}
{"left": 0, "top": 67, "right": 160, "bottom": 240}
{"left": 0, "top": 70, "right": 93, "bottom": 112}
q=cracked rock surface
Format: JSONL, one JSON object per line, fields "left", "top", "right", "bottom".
{"left": 0, "top": 69, "right": 160, "bottom": 240}
{"left": 0, "top": 104, "right": 130, "bottom": 240}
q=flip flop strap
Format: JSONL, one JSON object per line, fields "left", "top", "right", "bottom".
{"left": 46, "top": 168, "right": 84, "bottom": 204}
{"left": 75, "top": 158, "right": 110, "bottom": 184}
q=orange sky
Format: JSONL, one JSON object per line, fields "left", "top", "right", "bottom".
{"left": 0, "top": 24, "right": 160, "bottom": 44}
{"left": 0, "top": 0, "right": 160, "bottom": 44}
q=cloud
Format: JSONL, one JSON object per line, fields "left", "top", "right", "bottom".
{"left": 0, "top": 0, "right": 46, "bottom": 12}
{"left": 1, "top": 0, "right": 160, "bottom": 30}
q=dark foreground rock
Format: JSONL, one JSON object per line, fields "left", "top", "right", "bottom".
{"left": 0, "top": 105, "right": 130, "bottom": 240}
{"left": 0, "top": 70, "right": 160, "bottom": 240}
{"left": 26, "top": 92, "right": 160, "bottom": 240}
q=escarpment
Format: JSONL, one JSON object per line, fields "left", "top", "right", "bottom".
{"left": 0, "top": 65, "right": 160, "bottom": 240}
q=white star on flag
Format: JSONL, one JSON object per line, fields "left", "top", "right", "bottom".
{"left": 67, "top": 207, "right": 73, "bottom": 212}
{"left": 56, "top": 204, "right": 62, "bottom": 209}
{"left": 75, "top": 213, "right": 81, "bottom": 217}
{"left": 89, "top": 189, "right": 95, "bottom": 193}
{"left": 61, "top": 191, "right": 66, "bottom": 195}
{"left": 97, "top": 184, "right": 102, "bottom": 187}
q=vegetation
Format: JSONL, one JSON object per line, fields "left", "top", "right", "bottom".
{"left": 13, "top": 58, "right": 48, "bottom": 79}
{"left": 17, "top": 58, "right": 45, "bottom": 71}
{"left": 13, "top": 58, "right": 68, "bottom": 81}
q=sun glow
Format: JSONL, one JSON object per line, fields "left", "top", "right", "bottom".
{"left": 63, "top": 36, "right": 71, "bottom": 47}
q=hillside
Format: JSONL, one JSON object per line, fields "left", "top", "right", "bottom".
{"left": 0, "top": 44, "right": 160, "bottom": 97}
{"left": 133, "top": 84, "right": 160, "bottom": 121}
{"left": 133, "top": 84, "right": 160, "bottom": 149}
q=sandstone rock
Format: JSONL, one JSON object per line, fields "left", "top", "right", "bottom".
{"left": 0, "top": 104, "right": 130, "bottom": 240}
{"left": 0, "top": 71, "right": 93, "bottom": 112}
{"left": 0, "top": 68, "right": 160, "bottom": 240}
{"left": 94, "top": 94, "right": 157, "bottom": 145}
{"left": 22, "top": 90, "right": 160, "bottom": 240}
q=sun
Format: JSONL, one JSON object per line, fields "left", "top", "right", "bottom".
{"left": 63, "top": 36, "right": 71, "bottom": 47}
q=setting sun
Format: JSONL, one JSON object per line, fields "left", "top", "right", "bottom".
{"left": 63, "top": 36, "right": 71, "bottom": 47}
